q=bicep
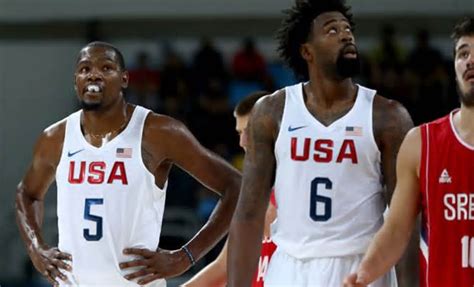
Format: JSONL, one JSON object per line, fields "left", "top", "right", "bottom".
{"left": 236, "top": 109, "right": 276, "bottom": 218}
{"left": 379, "top": 101, "right": 414, "bottom": 203}
{"left": 18, "top": 134, "right": 60, "bottom": 201}
{"left": 165, "top": 124, "right": 240, "bottom": 195}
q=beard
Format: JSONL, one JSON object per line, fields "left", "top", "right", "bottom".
{"left": 335, "top": 47, "right": 361, "bottom": 79}
{"left": 457, "top": 84, "right": 474, "bottom": 107}
{"left": 80, "top": 100, "right": 102, "bottom": 111}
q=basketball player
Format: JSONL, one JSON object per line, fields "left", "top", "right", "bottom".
{"left": 227, "top": 0, "right": 414, "bottom": 286}
{"left": 15, "top": 42, "right": 241, "bottom": 286}
{"left": 343, "top": 16, "right": 474, "bottom": 287}
{"left": 183, "top": 92, "right": 277, "bottom": 287}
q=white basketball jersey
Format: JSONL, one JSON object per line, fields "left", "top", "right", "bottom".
{"left": 272, "top": 83, "right": 385, "bottom": 259}
{"left": 56, "top": 106, "right": 166, "bottom": 286}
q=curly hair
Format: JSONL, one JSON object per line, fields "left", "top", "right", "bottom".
{"left": 276, "top": 0, "right": 354, "bottom": 81}
{"left": 451, "top": 17, "right": 474, "bottom": 56}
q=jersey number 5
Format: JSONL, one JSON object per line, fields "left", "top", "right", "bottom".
{"left": 84, "top": 198, "right": 103, "bottom": 241}
{"left": 310, "top": 177, "right": 332, "bottom": 221}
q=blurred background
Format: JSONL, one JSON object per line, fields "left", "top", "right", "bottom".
{"left": 0, "top": 0, "right": 473, "bottom": 286}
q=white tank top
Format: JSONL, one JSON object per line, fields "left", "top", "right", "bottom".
{"left": 272, "top": 83, "right": 384, "bottom": 259}
{"left": 56, "top": 106, "right": 166, "bottom": 286}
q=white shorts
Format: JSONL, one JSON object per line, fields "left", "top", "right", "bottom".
{"left": 265, "top": 248, "right": 397, "bottom": 287}
{"left": 59, "top": 271, "right": 166, "bottom": 287}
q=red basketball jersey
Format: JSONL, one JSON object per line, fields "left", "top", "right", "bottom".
{"left": 420, "top": 111, "right": 474, "bottom": 287}
{"left": 251, "top": 237, "right": 277, "bottom": 287}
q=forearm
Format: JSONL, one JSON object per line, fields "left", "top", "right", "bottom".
{"left": 15, "top": 187, "right": 46, "bottom": 253}
{"left": 395, "top": 218, "right": 420, "bottom": 287}
{"left": 227, "top": 203, "right": 267, "bottom": 287}
{"left": 184, "top": 181, "right": 239, "bottom": 263}
{"left": 183, "top": 260, "right": 226, "bottom": 287}
{"left": 359, "top": 223, "right": 413, "bottom": 283}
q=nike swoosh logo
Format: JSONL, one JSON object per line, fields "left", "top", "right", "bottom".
{"left": 68, "top": 149, "right": 85, "bottom": 157}
{"left": 288, "top": 125, "right": 307, "bottom": 132}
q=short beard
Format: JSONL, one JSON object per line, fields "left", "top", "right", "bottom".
{"left": 336, "top": 55, "right": 361, "bottom": 79}
{"left": 458, "top": 84, "right": 474, "bottom": 107}
{"left": 80, "top": 101, "right": 102, "bottom": 111}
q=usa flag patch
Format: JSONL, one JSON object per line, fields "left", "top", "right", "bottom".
{"left": 345, "top": 126, "right": 363, "bottom": 136}
{"left": 116, "top": 148, "right": 132, "bottom": 158}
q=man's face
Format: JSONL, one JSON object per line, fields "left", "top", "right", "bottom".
{"left": 235, "top": 114, "right": 250, "bottom": 152}
{"left": 455, "top": 35, "right": 474, "bottom": 106}
{"left": 302, "top": 11, "right": 360, "bottom": 79}
{"left": 74, "top": 46, "right": 128, "bottom": 111}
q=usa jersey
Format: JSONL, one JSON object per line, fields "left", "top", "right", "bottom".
{"left": 420, "top": 111, "right": 474, "bottom": 286}
{"left": 55, "top": 106, "right": 166, "bottom": 286}
{"left": 272, "top": 83, "right": 384, "bottom": 259}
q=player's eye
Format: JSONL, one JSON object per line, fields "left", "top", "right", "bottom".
{"left": 79, "top": 66, "right": 89, "bottom": 73}
{"left": 458, "top": 50, "right": 469, "bottom": 59}
{"left": 328, "top": 27, "right": 337, "bottom": 34}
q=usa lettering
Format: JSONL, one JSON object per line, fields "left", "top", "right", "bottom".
{"left": 68, "top": 161, "right": 129, "bottom": 185}
{"left": 291, "top": 137, "right": 358, "bottom": 164}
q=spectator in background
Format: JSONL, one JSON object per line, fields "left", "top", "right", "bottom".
{"left": 406, "top": 29, "right": 450, "bottom": 124}
{"left": 128, "top": 51, "right": 160, "bottom": 110}
{"left": 189, "top": 78, "right": 236, "bottom": 153}
{"left": 372, "top": 24, "right": 406, "bottom": 72}
{"left": 192, "top": 38, "right": 228, "bottom": 94}
{"left": 159, "top": 46, "right": 192, "bottom": 121}
{"left": 232, "top": 38, "right": 267, "bottom": 83}
{"left": 370, "top": 24, "right": 411, "bottom": 113}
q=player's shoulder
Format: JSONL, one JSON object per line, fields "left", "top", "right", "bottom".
{"left": 423, "top": 112, "right": 451, "bottom": 128}
{"left": 373, "top": 94, "right": 412, "bottom": 128}
{"left": 142, "top": 112, "right": 191, "bottom": 146}
{"left": 251, "top": 88, "right": 285, "bottom": 124}
{"left": 404, "top": 126, "right": 422, "bottom": 145}
{"left": 38, "top": 118, "right": 67, "bottom": 147}
{"left": 398, "top": 126, "right": 422, "bottom": 169}
{"left": 373, "top": 94, "right": 408, "bottom": 117}
{"left": 144, "top": 112, "right": 185, "bottom": 132}
{"left": 30, "top": 117, "right": 68, "bottom": 166}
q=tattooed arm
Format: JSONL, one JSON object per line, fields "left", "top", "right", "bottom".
{"left": 373, "top": 96, "right": 414, "bottom": 203}
{"left": 373, "top": 96, "right": 419, "bottom": 287}
{"left": 227, "top": 92, "right": 283, "bottom": 287}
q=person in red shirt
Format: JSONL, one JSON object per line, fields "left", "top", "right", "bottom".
{"left": 183, "top": 91, "right": 277, "bottom": 287}
{"left": 232, "top": 38, "right": 267, "bottom": 83}
{"left": 344, "top": 16, "right": 474, "bottom": 287}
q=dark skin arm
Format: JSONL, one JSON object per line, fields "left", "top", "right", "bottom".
{"left": 15, "top": 121, "right": 72, "bottom": 286}
{"left": 227, "top": 92, "right": 282, "bottom": 287}
{"left": 120, "top": 114, "right": 241, "bottom": 285}
{"left": 373, "top": 96, "right": 418, "bottom": 287}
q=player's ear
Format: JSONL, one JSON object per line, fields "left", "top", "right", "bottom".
{"left": 300, "top": 43, "right": 313, "bottom": 62}
{"left": 73, "top": 74, "right": 78, "bottom": 93}
{"left": 121, "top": 70, "right": 129, "bottom": 90}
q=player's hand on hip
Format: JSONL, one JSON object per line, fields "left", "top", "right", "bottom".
{"left": 120, "top": 247, "right": 191, "bottom": 285}
{"left": 29, "top": 245, "right": 72, "bottom": 286}
{"left": 342, "top": 272, "right": 369, "bottom": 287}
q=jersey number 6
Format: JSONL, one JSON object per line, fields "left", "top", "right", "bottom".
{"left": 310, "top": 177, "right": 332, "bottom": 222}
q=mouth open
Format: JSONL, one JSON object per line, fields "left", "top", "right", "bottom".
{"left": 342, "top": 45, "right": 358, "bottom": 59}
{"left": 84, "top": 84, "right": 103, "bottom": 96}
{"left": 465, "top": 69, "right": 474, "bottom": 82}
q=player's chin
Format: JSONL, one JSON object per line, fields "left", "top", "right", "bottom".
{"left": 80, "top": 99, "right": 103, "bottom": 111}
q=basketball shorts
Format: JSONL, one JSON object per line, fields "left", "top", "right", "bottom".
{"left": 265, "top": 247, "right": 397, "bottom": 287}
